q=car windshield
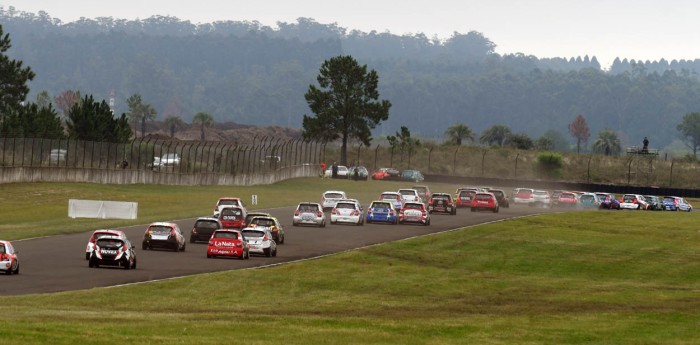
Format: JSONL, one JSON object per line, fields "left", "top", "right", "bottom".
{"left": 381, "top": 194, "right": 399, "bottom": 200}
{"left": 399, "top": 190, "right": 415, "bottom": 196}
{"left": 475, "top": 194, "right": 492, "bottom": 200}
{"left": 561, "top": 193, "right": 575, "bottom": 199}
{"left": 298, "top": 204, "right": 319, "bottom": 212}
{"left": 433, "top": 194, "right": 449, "bottom": 200}
{"left": 623, "top": 195, "right": 636, "bottom": 202}
{"left": 581, "top": 195, "right": 595, "bottom": 202}
{"left": 491, "top": 191, "right": 504, "bottom": 198}
{"left": 663, "top": 197, "right": 676, "bottom": 202}
{"left": 213, "top": 231, "right": 238, "bottom": 239}
{"left": 404, "top": 203, "right": 422, "bottom": 210}
{"left": 218, "top": 200, "right": 239, "bottom": 206}
{"left": 459, "top": 190, "right": 475, "bottom": 197}
{"left": 96, "top": 238, "right": 124, "bottom": 248}
{"left": 325, "top": 193, "right": 343, "bottom": 199}
{"left": 195, "top": 220, "right": 219, "bottom": 229}
{"left": 242, "top": 230, "right": 265, "bottom": 238}
{"left": 94, "top": 232, "right": 119, "bottom": 239}
{"left": 0, "top": 245, "right": 5, "bottom": 254}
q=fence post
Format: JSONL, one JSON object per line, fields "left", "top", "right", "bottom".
{"left": 481, "top": 149, "right": 488, "bottom": 176}
{"left": 669, "top": 160, "right": 674, "bottom": 186}
{"left": 427, "top": 147, "right": 434, "bottom": 173}
{"left": 627, "top": 157, "right": 634, "bottom": 185}
{"left": 514, "top": 152, "right": 519, "bottom": 178}
{"left": 587, "top": 155, "right": 593, "bottom": 183}
{"left": 390, "top": 146, "right": 394, "bottom": 167}
{"left": 374, "top": 144, "right": 380, "bottom": 171}
{"left": 453, "top": 147, "right": 459, "bottom": 176}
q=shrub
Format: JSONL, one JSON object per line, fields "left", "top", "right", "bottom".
{"left": 535, "top": 152, "right": 563, "bottom": 179}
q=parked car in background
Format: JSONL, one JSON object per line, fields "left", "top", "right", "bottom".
{"left": 379, "top": 191, "right": 404, "bottom": 210}
{"left": 0, "top": 240, "right": 19, "bottom": 275}
{"left": 85, "top": 229, "right": 128, "bottom": 260}
{"left": 372, "top": 167, "right": 400, "bottom": 180}
{"left": 347, "top": 166, "right": 369, "bottom": 180}
{"left": 513, "top": 188, "right": 536, "bottom": 206}
{"left": 596, "top": 193, "right": 620, "bottom": 210}
{"left": 578, "top": 193, "right": 601, "bottom": 208}
{"left": 331, "top": 200, "right": 364, "bottom": 225}
{"left": 325, "top": 165, "right": 349, "bottom": 178}
{"left": 366, "top": 200, "right": 398, "bottom": 224}
{"left": 401, "top": 169, "right": 425, "bottom": 182}
{"left": 428, "top": 193, "right": 457, "bottom": 215}
{"left": 292, "top": 202, "right": 326, "bottom": 227}
{"left": 89, "top": 235, "right": 136, "bottom": 269}
{"left": 557, "top": 192, "right": 579, "bottom": 207}
{"left": 662, "top": 196, "right": 693, "bottom": 212}
{"left": 142, "top": 222, "right": 186, "bottom": 251}
{"left": 207, "top": 229, "right": 249, "bottom": 260}
{"left": 399, "top": 202, "right": 431, "bottom": 225}
{"left": 411, "top": 185, "right": 431, "bottom": 203}
{"left": 153, "top": 153, "right": 181, "bottom": 168}
{"left": 550, "top": 190, "right": 563, "bottom": 207}
{"left": 620, "top": 194, "right": 648, "bottom": 210}
{"left": 487, "top": 189, "right": 509, "bottom": 208}
{"left": 644, "top": 195, "right": 662, "bottom": 210}
{"left": 471, "top": 192, "right": 499, "bottom": 213}
{"left": 190, "top": 217, "right": 222, "bottom": 243}
{"left": 242, "top": 228, "right": 277, "bottom": 257}
{"left": 248, "top": 216, "right": 286, "bottom": 244}
{"left": 48, "top": 149, "right": 67, "bottom": 162}
{"left": 218, "top": 206, "right": 247, "bottom": 229}
{"left": 322, "top": 190, "right": 347, "bottom": 210}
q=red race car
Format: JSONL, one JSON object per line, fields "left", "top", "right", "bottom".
{"left": 207, "top": 229, "right": 249, "bottom": 259}
{"left": 0, "top": 240, "right": 20, "bottom": 275}
{"left": 218, "top": 206, "right": 247, "bottom": 229}
{"left": 471, "top": 192, "right": 499, "bottom": 213}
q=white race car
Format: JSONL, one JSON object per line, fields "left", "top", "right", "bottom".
{"left": 330, "top": 200, "right": 364, "bottom": 225}
{"left": 242, "top": 228, "right": 277, "bottom": 257}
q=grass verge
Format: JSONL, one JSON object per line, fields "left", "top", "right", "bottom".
{"left": 2, "top": 210, "right": 700, "bottom": 344}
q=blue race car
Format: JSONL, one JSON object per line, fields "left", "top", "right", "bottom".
{"left": 366, "top": 201, "right": 398, "bottom": 224}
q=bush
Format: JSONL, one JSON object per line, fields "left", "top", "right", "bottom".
{"left": 535, "top": 152, "right": 563, "bottom": 179}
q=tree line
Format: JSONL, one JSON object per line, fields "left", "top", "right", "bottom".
{"left": 5, "top": 8, "right": 700, "bottom": 155}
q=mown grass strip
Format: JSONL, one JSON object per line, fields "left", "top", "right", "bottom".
{"left": 1, "top": 209, "right": 700, "bottom": 344}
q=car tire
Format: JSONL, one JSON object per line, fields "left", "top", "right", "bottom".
{"left": 471, "top": 208, "right": 476, "bottom": 212}
{"left": 132, "top": 258, "right": 137, "bottom": 269}
{"left": 182, "top": 243, "right": 186, "bottom": 252}
{"left": 190, "top": 236, "right": 195, "bottom": 243}
{"left": 264, "top": 248, "right": 271, "bottom": 257}
{"left": 88, "top": 259, "right": 95, "bottom": 268}
{"left": 321, "top": 221, "right": 326, "bottom": 228}
{"left": 123, "top": 259, "right": 131, "bottom": 270}
{"left": 494, "top": 207, "right": 499, "bottom": 213}
{"left": 142, "top": 243, "right": 148, "bottom": 250}
{"left": 14, "top": 262, "right": 19, "bottom": 275}
{"left": 292, "top": 221, "right": 298, "bottom": 227}
{"left": 280, "top": 234, "right": 285, "bottom": 244}
{"left": 272, "top": 248, "right": 277, "bottom": 257}
{"left": 85, "top": 252, "right": 90, "bottom": 260}
{"left": 207, "top": 254, "right": 212, "bottom": 258}
{"left": 239, "top": 252, "right": 245, "bottom": 260}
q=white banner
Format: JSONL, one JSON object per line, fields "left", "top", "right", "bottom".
{"left": 68, "top": 199, "right": 138, "bottom": 219}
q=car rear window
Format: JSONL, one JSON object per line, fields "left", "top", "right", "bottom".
{"left": 195, "top": 220, "right": 219, "bottom": 229}
{"left": 561, "top": 193, "right": 576, "bottom": 199}
{"left": 298, "top": 204, "right": 319, "bottom": 212}
{"left": 517, "top": 190, "right": 533, "bottom": 197}
{"left": 475, "top": 193, "right": 492, "bottom": 200}
{"left": 404, "top": 203, "right": 422, "bottom": 210}
{"left": 399, "top": 190, "right": 415, "bottom": 196}
{"left": 218, "top": 199, "right": 240, "bottom": 206}
{"left": 251, "top": 218, "right": 275, "bottom": 227}
{"left": 580, "top": 195, "right": 595, "bottom": 202}
{"left": 96, "top": 238, "right": 124, "bottom": 248}
{"left": 335, "top": 202, "right": 356, "bottom": 209}
{"left": 325, "top": 193, "right": 344, "bottom": 199}
{"left": 371, "top": 202, "right": 392, "bottom": 209}
{"left": 0, "top": 244, "right": 5, "bottom": 254}
{"left": 534, "top": 191, "right": 548, "bottom": 196}
{"left": 213, "top": 231, "right": 239, "bottom": 239}
{"left": 491, "top": 190, "right": 504, "bottom": 198}
{"left": 663, "top": 197, "right": 675, "bottom": 202}
{"left": 381, "top": 194, "right": 399, "bottom": 200}
{"left": 459, "top": 190, "right": 475, "bottom": 197}
{"left": 433, "top": 194, "right": 449, "bottom": 199}
{"left": 413, "top": 187, "right": 427, "bottom": 193}
{"left": 242, "top": 230, "right": 265, "bottom": 238}
{"left": 221, "top": 208, "right": 243, "bottom": 217}
{"left": 149, "top": 226, "right": 172, "bottom": 235}
{"left": 94, "top": 232, "right": 119, "bottom": 239}
{"left": 623, "top": 195, "right": 636, "bottom": 202}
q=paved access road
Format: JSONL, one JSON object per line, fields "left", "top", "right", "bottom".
{"left": 0, "top": 204, "right": 557, "bottom": 295}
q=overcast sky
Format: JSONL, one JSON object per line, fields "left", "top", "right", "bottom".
{"left": 4, "top": 0, "right": 700, "bottom": 68}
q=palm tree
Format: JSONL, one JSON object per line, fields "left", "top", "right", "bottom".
{"left": 126, "top": 94, "right": 157, "bottom": 138}
{"left": 479, "top": 125, "right": 512, "bottom": 147}
{"left": 163, "top": 115, "right": 185, "bottom": 139}
{"left": 592, "top": 128, "right": 621, "bottom": 156}
{"left": 445, "top": 123, "right": 475, "bottom": 145}
{"left": 192, "top": 112, "right": 214, "bottom": 142}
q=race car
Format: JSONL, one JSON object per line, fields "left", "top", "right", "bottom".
{"left": 218, "top": 206, "right": 248, "bottom": 229}
{"left": 89, "top": 235, "right": 137, "bottom": 269}
{"left": 428, "top": 193, "right": 457, "bottom": 215}
{"left": 331, "top": 200, "right": 364, "bottom": 225}
{"left": 190, "top": 217, "right": 222, "bottom": 243}
{"left": 0, "top": 240, "right": 19, "bottom": 275}
{"left": 471, "top": 192, "right": 499, "bottom": 213}
{"left": 371, "top": 167, "right": 400, "bottom": 180}
{"left": 213, "top": 197, "right": 247, "bottom": 217}
{"left": 398, "top": 202, "right": 430, "bottom": 225}
{"left": 85, "top": 229, "right": 128, "bottom": 260}
{"left": 366, "top": 200, "right": 398, "bottom": 224}
{"left": 242, "top": 227, "right": 277, "bottom": 257}
{"left": 292, "top": 202, "right": 326, "bottom": 227}
{"left": 143, "top": 222, "right": 187, "bottom": 252}
{"left": 248, "top": 216, "right": 286, "bottom": 244}
{"left": 379, "top": 191, "right": 404, "bottom": 210}
{"left": 207, "top": 229, "right": 249, "bottom": 259}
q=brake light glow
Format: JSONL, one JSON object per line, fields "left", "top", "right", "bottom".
{"left": 192, "top": 228, "right": 197, "bottom": 234}
{"left": 351, "top": 210, "right": 359, "bottom": 216}
{"left": 294, "top": 210, "right": 299, "bottom": 216}
{"left": 317, "top": 211, "right": 323, "bottom": 217}
{"left": 332, "top": 208, "right": 339, "bottom": 215}
{"left": 263, "top": 234, "right": 269, "bottom": 241}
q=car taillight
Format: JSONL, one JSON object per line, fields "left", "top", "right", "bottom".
{"left": 294, "top": 210, "right": 299, "bottom": 216}
{"left": 317, "top": 211, "right": 323, "bottom": 217}
{"left": 170, "top": 229, "right": 176, "bottom": 237}
{"left": 208, "top": 240, "right": 214, "bottom": 245}
{"left": 235, "top": 241, "right": 243, "bottom": 248}
{"left": 332, "top": 208, "right": 339, "bottom": 215}
{"left": 367, "top": 209, "right": 372, "bottom": 214}
{"left": 422, "top": 211, "right": 427, "bottom": 217}
{"left": 633, "top": 198, "right": 637, "bottom": 203}
{"left": 389, "top": 209, "right": 395, "bottom": 215}
{"left": 192, "top": 228, "right": 197, "bottom": 234}
{"left": 352, "top": 210, "right": 359, "bottom": 216}
{"left": 263, "top": 234, "right": 269, "bottom": 241}
{"left": 428, "top": 198, "right": 433, "bottom": 204}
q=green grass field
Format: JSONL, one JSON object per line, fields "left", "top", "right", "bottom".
{"left": 2, "top": 180, "right": 700, "bottom": 344}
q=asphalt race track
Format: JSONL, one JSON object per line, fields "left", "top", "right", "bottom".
{"left": 0, "top": 204, "right": 559, "bottom": 295}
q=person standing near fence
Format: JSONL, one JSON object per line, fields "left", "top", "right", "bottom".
{"left": 320, "top": 162, "right": 327, "bottom": 177}
{"left": 331, "top": 162, "right": 338, "bottom": 178}
{"left": 642, "top": 137, "right": 649, "bottom": 153}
